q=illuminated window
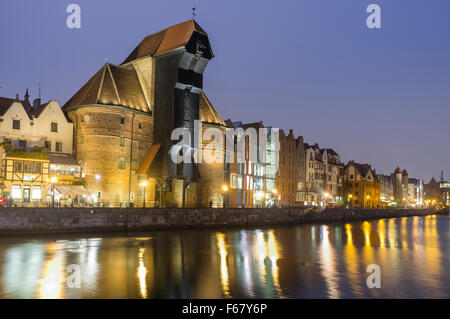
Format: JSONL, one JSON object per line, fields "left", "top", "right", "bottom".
{"left": 12, "top": 185, "right": 21, "bottom": 199}
{"left": 32, "top": 186, "right": 41, "bottom": 200}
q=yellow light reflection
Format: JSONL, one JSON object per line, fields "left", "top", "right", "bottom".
{"left": 137, "top": 247, "right": 148, "bottom": 298}
{"left": 216, "top": 233, "right": 230, "bottom": 298}
{"left": 345, "top": 224, "right": 353, "bottom": 246}
{"left": 38, "top": 243, "right": 65, "bottom": 299}
{"left": 362, "top": 221, "right": 371, "bottom": 247}
{"left": 267, "top": 230, "right": 283, "bottom": 298}
{"left": 318, "top": 225, "right": 340, "bottom": 299}
{"left": 378, "top": 219, "right": 385, "bottom": 248}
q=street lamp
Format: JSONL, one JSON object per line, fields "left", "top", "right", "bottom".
{"left": 222, "top": 184, "right": 229, "bottom": 208}
{"left": 140, "top": 181, "right": 147, "bottom": 208}
{"left": 49, "top": 176, "right": 58, "bottom": 208}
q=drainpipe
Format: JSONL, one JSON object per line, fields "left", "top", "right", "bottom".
{"left": 128, "top": 113, "right": 135, "bottom": 207}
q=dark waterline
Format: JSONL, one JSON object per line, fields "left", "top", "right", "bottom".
{"left": 0, "top": 215, "right": 448, "bottom": 298}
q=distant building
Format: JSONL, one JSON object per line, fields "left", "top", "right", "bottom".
{"left": 424, "top": 177, "right": 442, "bottom": 207}
{"left": 344, "top": 161, "right": 380, "bottom": 208}
{"left": 304, "top": 143, "right": 324, "bottom": 206}
{"left": 407, "top": 178, "right": 424, "bottom": 208}
{"left": 378, "top": 174, "right": 394, "bottom": 206}
{"left": 277, "top": 129, "right": 297, "bottom": 207}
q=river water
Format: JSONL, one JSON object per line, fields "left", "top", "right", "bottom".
{"left": 0, "top": 215, "right": 448, "bottom": 298}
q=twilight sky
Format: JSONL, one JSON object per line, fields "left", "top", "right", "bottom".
{"left": 0, "top": 0, "right": 449, "bottom": 181}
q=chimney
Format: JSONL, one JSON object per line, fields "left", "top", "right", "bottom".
{"left": 33, "top": 98, "right": 41, "bottom": 109}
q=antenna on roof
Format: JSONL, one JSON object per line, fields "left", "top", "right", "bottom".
{"left": 192, "top": 6, "right": 197, "bottom": 19}
{"left": 28, "top": 82, "right": 45, "bottom": 99}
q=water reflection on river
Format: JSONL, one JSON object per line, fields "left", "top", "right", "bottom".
{"left": 0, "top": 215, "right": 448, "bottom": 298}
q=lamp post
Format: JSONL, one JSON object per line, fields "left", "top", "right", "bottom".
{"left": 222, "top": 184, "right": 228, "bottom": 208}
{"left": 348, "top": 194, "right": 353, "bottom": 208}
{"left": 49, "top": 176, "right": 57, "bottom": 208}
{"left": 272, "top": 189, "right": 278, "bottom": 208}
{"left": 140, "top": 181, "right": 147, "bottom": 208}
{"left": 324, "top": 192, "right": 330, "bottom": 207}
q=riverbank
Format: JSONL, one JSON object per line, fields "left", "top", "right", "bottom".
{"left": 0, "top": 207, "right": 435, "bottom": 236}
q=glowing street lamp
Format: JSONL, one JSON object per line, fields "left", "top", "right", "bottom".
{"left": 222, "top": 184, "right": 229, "bottom": 208}
{"left": 48, "top": 177, "right": 58, "bottom": 208}
{"left": 140, "top": 181, "right": 147, "bottom": 208}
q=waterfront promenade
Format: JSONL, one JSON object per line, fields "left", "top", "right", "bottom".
{"left": 0, "top": 207, "right": 433, "bottom": 235}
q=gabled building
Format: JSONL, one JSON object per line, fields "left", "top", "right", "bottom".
{"left": 0, "top": 94, "right": 81, "bottom": 205}
{"left": 344, "top": 161, "right": 380, "bottom": 208}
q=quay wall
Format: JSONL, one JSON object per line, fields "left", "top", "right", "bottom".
{"left": 0, "top": 207, "right": 434, "bottom": 235}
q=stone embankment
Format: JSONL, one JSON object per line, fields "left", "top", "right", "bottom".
{"left": 0, "top": 207, "right": 434, "bottom": 235}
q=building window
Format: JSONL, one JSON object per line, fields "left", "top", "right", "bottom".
{"left": 97, "top": 191, "right": 102, "bottom": 200}
{"left": 230, "top": 174, "right": 237, "bottom": 188}
{"left": 18, "top": 140, "right": 27, "bottom": 150}
{"left": 32, "top": 186, "right": 41, "bottom": 200}
{"left": 120, "top": 138, "right": 125, "bottom": 147}
{"left": 55, "top": 142, "right": 62, "bottom": 152}
{"left": 33, "top": 162, "right": 42, "bottom": 173}
{"left": 44, "top": 141, "right": 51, "bottom": 151}
{"left": 138, "top": 123, "right": 142, "bottom": 129}
{"left": 51, "top": 122, "right": 58, "bottom": 132}
{"left": 13, "top": 161, "right": 22, "bottom": 172}
{"left": 84, "top": 114, "right": 90, "bottom": 123}
{"left": 118, "top": 158, "right": 126, "bottom": 169}
{"left": 12, "top": 120, "right": 20, "bottom": 130}
{"left": 3, "top": 138, "right": 12, "bottom": 144}
{"left": 120, "top": 117, "right": 125, "bottom": 125}
{"left": 11, "top": 185, "right": 21, "bottom": 199}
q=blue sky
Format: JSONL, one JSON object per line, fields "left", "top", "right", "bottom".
{"left": 1, "top": 0, "right": 449, "bottom": 180}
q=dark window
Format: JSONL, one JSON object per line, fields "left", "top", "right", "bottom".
{"left": 13, "top": 120, "right": 20, "bottom": 130}
{"left": 138, "top": 123, "right": 142, "bottom": 129}
{"left": 118, "top": 159, "right": 126, "bottom": 169}
{"left": 120, "top": 117, "right": 125, "bottom": 125}
{"left": 33, "top": 162, "right": 42, "bottom": 173}
{"left": 3, "top": 138, "right": 11, "bottom": 144}
{"left": 13, "top": 161, "right": 22, "bottom": 172}
{"left": 51, "top": 122, "right": 58, "bottom": 132}
{"left": 55, "top": 142, "right": 62, "bottom": 152}
{"left": 18, "top": 140, "right": 26, "bottom": 149}
{"left": 44, "top": 141, "right": 51, "bottom": 151}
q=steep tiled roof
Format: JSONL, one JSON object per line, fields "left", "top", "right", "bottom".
{"left": 122, "top": 19, "right": 211, "bottom": 64}
{"left": 0, "top": 97, "right": 15, "bottom": 116}
{"left": 351, "top": 162, "right": 378, "bottom": 181}
{"left": 199, "top": 91, "right": 225, "bottom": 126}
{"left": 0, "top": 96, "right": 27, "bottom": 116}
{"left": 27, "top": 101, "right": 50, "bottom": 118}
{"left": 63, "top": 63, "right": 150, "bottom": 113}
